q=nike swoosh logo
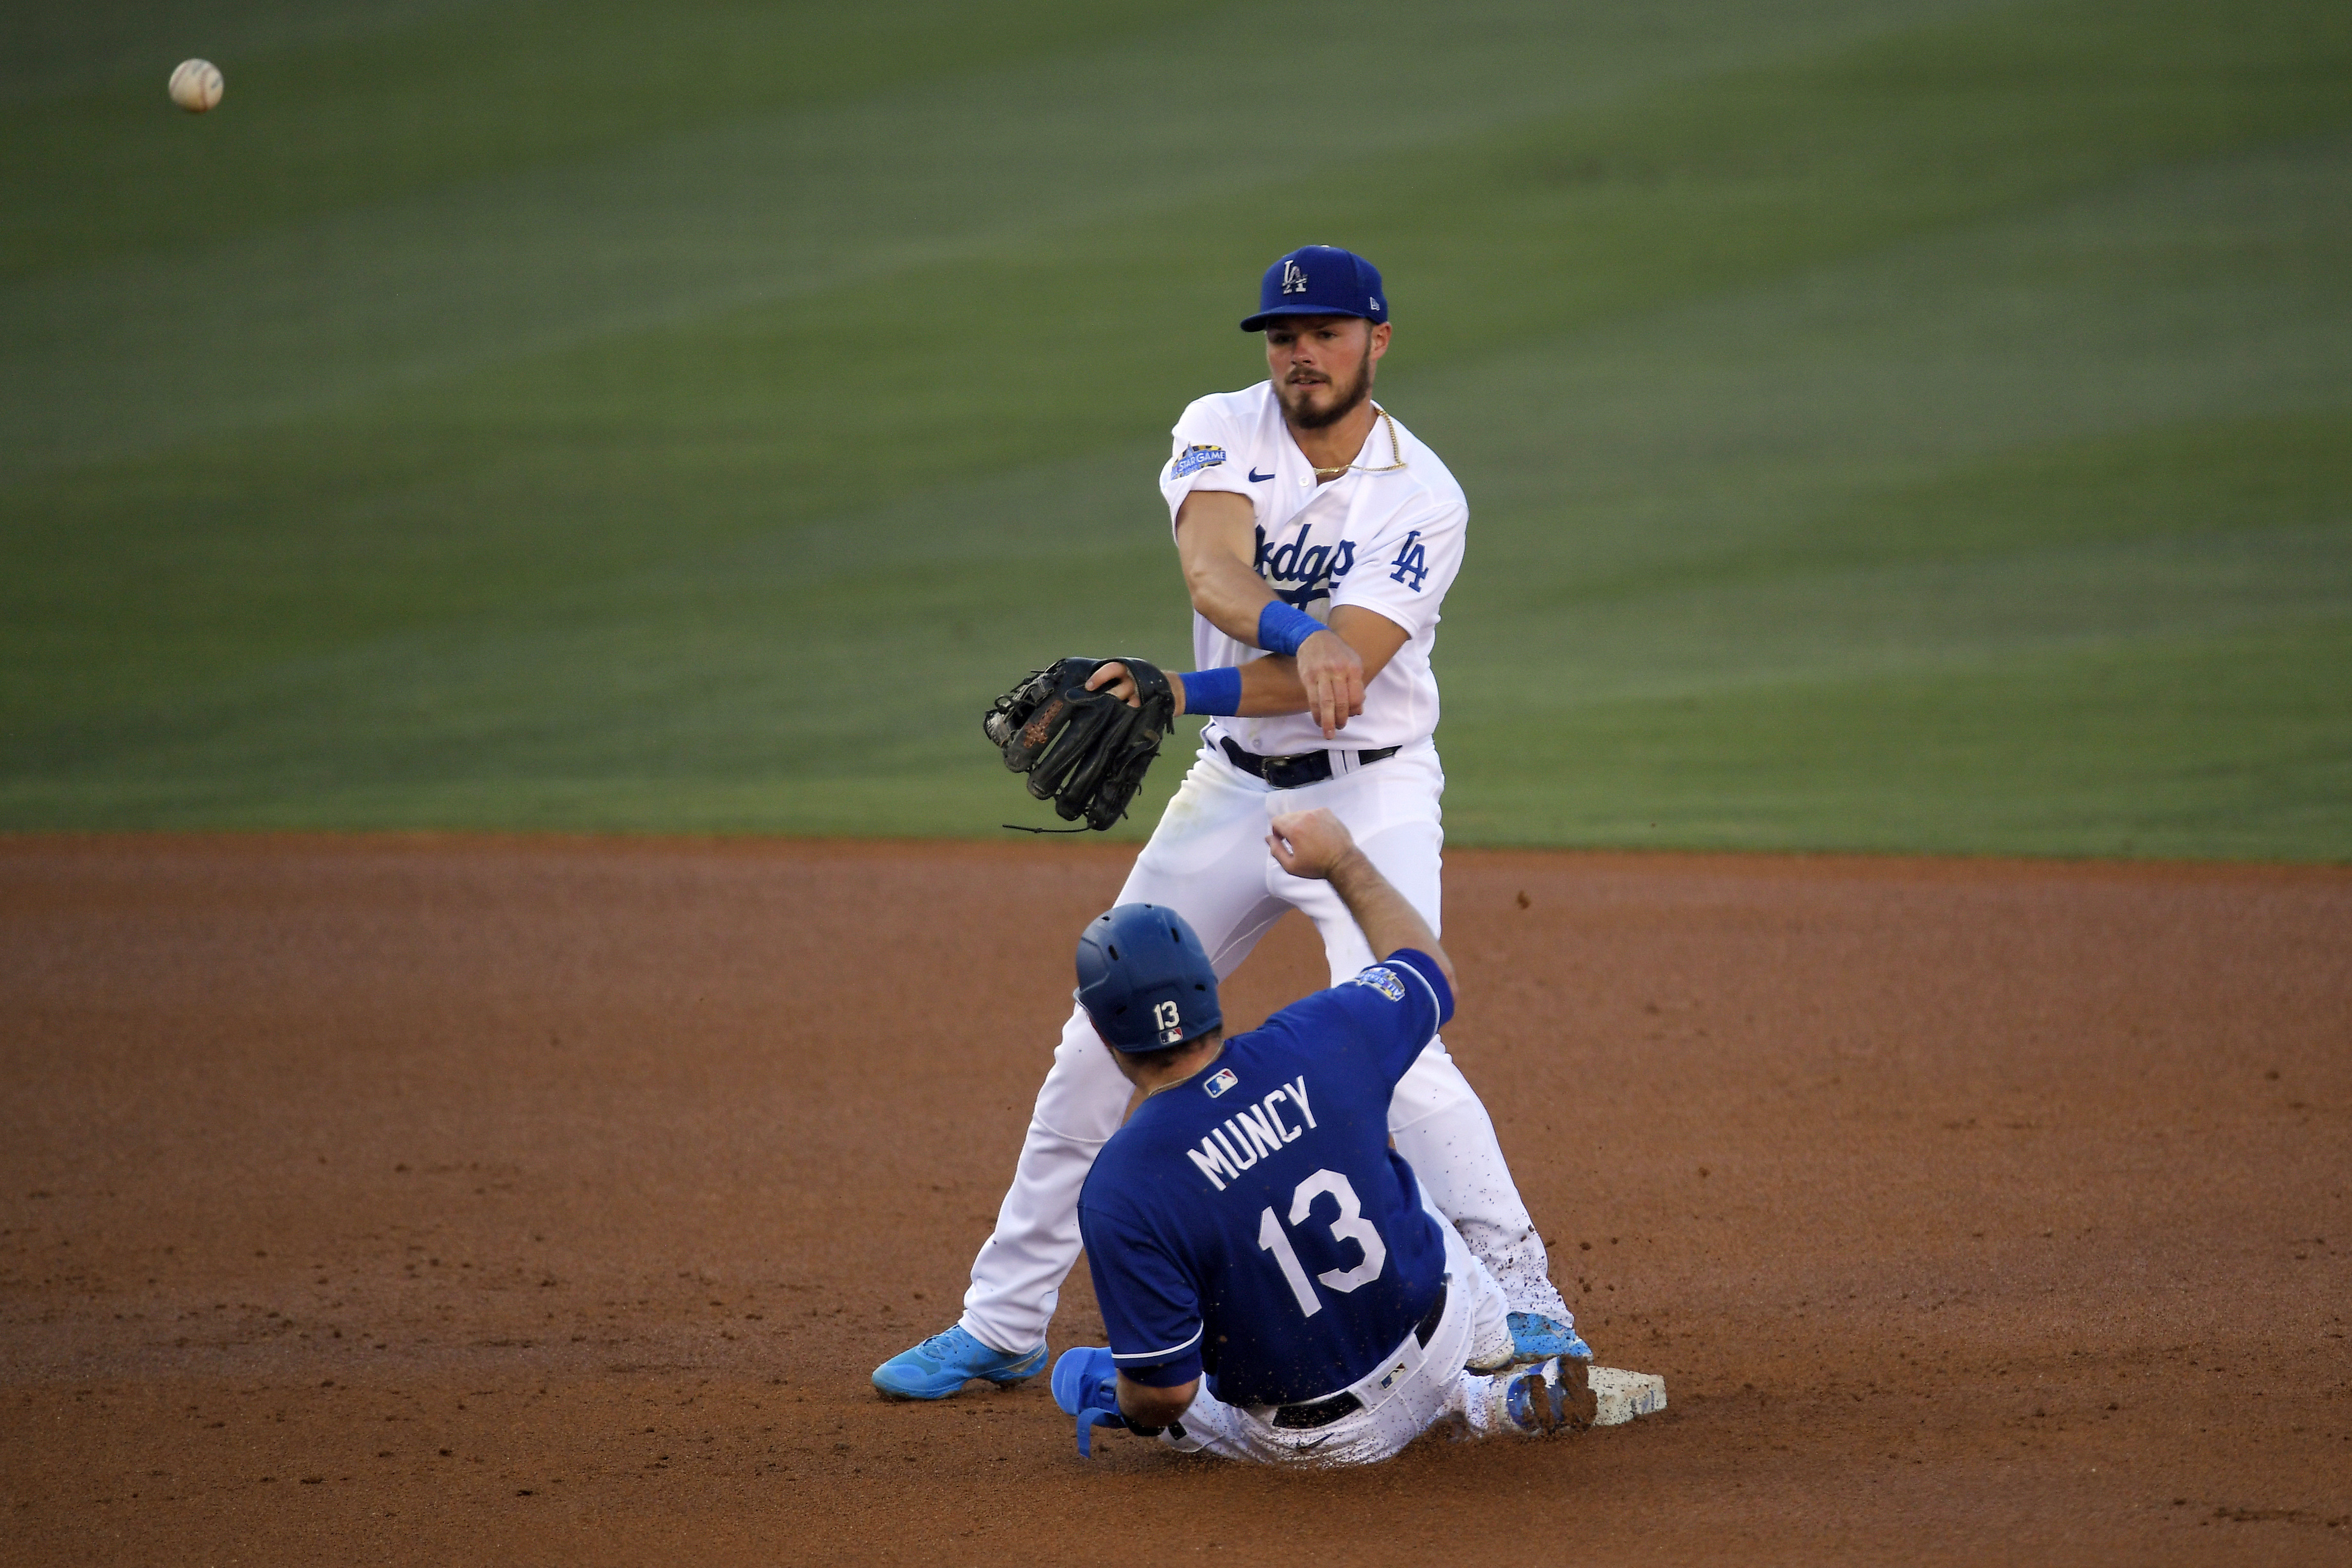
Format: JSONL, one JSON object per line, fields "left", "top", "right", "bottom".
{"left": 1248, "top": 468, "right": 1275, "bottom": 482}
{"left": 1295, "top": 1433, "right": 1336, "bottom": 1451}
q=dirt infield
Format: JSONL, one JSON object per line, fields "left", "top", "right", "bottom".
{"left": 2, "top": 837, "right": 2346, "bottom": 1565}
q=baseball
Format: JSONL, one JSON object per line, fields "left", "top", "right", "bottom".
{"left": 169, "top": 59, "right": 223, "bottom": 113}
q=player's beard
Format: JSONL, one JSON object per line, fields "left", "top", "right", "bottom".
{"left": 1279, "top": 343, "right": 1375, "bottom": 431}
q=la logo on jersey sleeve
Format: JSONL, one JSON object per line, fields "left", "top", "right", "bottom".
{"left": 1387, "top": 530, "right": 1430, "bottom": 591}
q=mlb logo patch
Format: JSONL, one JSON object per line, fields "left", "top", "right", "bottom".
{"left": 1203, "top": 1067, "right": 1238, "bottom": 1099}
{"left": 1170, "top": 443, "right": 1227, "bottom": 478}
{"left": 1352, "top": 967, "right": 1407, "bottom": 1003}
{"left": 1377, "top": 1359, "right": 1407, "bottom": 1392}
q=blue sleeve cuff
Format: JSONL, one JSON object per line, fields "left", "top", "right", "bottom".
{"left": 1257, "top": 601, "right": 1328, "bottom": 657}
{"left": 1179, "top": 667, "right": 1242, "bottom": 717}
{"left": 1120, "top": 1350, "right": 1204, "bottom": 1388}
{"left": 1388, "top": 948, "right": 1454, "bottom": 1027}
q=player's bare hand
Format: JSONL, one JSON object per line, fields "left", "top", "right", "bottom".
{"left": 1295, "top": 628, "right": 1365, "bottom": 739}
{"left": 1266, "top": 808, "right": 1359, "bottom": 880}
{"left": 1086, "top": 661, "right": 1142, "bottom": 709}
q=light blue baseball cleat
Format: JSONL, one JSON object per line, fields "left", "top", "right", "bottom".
{"left": 872, "top": 1325, "right": 1048, "bottom": 1401}
{"left": 1503, "top": 1356, "right": 1599, "bottom": 1435}
{"left": 1507, "top": 1311, "right": 1594, "bottom": 1365}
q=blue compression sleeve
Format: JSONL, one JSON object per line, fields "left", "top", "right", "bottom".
{"left": 1178, "top": 667, "right": 1241, "bottom": 716}
{"left": 1257, "top": 601, "right": 1327, "bottom": 657}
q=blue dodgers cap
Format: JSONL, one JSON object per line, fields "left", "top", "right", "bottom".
{"left": 1240, "top": 245, "right": 1387, "bottom": 332}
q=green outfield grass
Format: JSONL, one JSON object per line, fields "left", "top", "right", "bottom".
{"left": 4, "top": 0, "right": 2347, "bottom": 856}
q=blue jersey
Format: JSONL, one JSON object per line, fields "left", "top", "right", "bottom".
{"left": 1076, "top": 950, "right": 1455, "bottom": 1409}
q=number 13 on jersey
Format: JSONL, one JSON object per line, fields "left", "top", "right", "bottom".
{"left": 1256, "top": 1168, "right": 1387, "bottom": 1318}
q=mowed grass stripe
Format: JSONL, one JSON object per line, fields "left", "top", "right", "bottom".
{"left": 0, "top": 0, "right": 2001, "bottom": 476}
{"left": 1443, "top": 617, "right": 2352, "bottom": 859}
{"left": 12, "top": 0, "right": 2340, "bottom": 701}
{"left": 2, "top": 0, "right": 2346, "bottom": 854}
{"left": 0, "top": 0, "right": 1210, "bottom": 277}
{"left": 1438, "top": 139, "right": 2352, "bottom": 657}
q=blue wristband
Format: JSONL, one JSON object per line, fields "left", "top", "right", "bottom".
{"left": 1179, "top": 667, "right": 1242, "bottom": 717}
{"left": 1257, "top": 601, "right": 1328, "bottom": 658}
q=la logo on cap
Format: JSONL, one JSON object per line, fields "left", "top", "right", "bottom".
{"left": 1241, "top": 245, "right": 1387, "bottom": 332}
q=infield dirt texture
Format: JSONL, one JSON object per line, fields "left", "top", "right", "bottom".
{"left": 3, "top": 837, "right": 2347, "bottom": 1563}
{"left": 5, "top": 0, "right": 2351, "bottom": 1562}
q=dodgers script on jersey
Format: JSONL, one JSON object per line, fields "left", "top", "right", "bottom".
{"left": 1075, "top": 952, "right": 1457, "bottom": 1409}
{"left": 1159, "top": 384, "right": 1467, "bottom": 757}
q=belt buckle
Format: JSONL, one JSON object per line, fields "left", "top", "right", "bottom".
{"left": 1264, "top": 751, "right": 1318, "bottom": 789}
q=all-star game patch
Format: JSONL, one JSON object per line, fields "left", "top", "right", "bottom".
{"left": 1352, "top": 966, "right": 1407, "bottom": 1002}
{"left": 1171, "top": 443, "right": 1227, "bottom": 478}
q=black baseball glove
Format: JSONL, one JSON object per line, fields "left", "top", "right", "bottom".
{"left": 985, "top": 657, "right": 1177, "bottom": 831}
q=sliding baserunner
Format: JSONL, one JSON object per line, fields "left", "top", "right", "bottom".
{"left": 1050, "top": 808, "right": 1596, "bottom": 1464}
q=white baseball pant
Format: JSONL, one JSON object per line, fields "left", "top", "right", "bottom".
{"left": 958, "top": 736, "right": 1573, "bottom": 1355}
{"left": 1145, "top": 1199, "right": 1530, "bottom": 1464}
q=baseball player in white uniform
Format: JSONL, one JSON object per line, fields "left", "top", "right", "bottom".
{"left": 875, "top": 245, "right": 1587, "bottom": 1400}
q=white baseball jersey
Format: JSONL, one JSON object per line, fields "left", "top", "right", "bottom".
{"left": 1158, "top": 382, "right": 1467, "bottom": 758}
{"left": 950, "top": 377, "right": 1574, "bottom": 1366}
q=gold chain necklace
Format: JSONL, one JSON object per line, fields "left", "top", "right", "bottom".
{"left": 1308, "top": 405, "right": 1408, "bottom": 478}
